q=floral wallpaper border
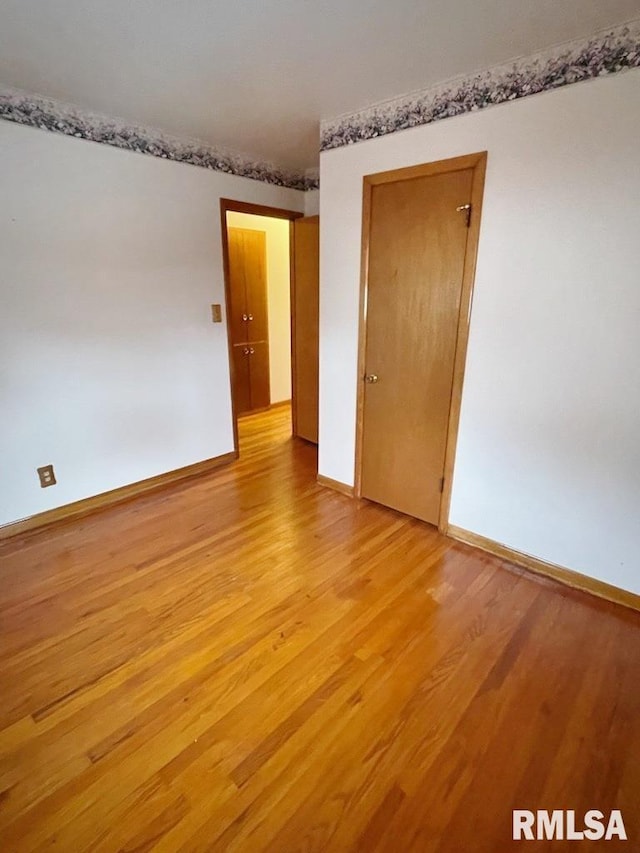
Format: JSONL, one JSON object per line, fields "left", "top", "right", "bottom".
{"left": 321, "top": 20, "right": 640, "bottom": 151}
{"left": 2, "top": 20, "right": 638, "bottom": 181}
{"left": 0, "top": 86, "right": 319, "bottom": 191}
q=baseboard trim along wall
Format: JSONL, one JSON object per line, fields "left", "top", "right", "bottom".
{"left": 0, "top": 451, "right": 238, "bottom": 541}
{"left": 317, "top": 474, "right": 355, "bottom": 498}
{"left": 447, "top": 525, "right": 640, "bottom": 614}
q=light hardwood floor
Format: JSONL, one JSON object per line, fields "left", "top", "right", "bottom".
{"left": 1, "top": 405, "right": 639, "bottom": 851}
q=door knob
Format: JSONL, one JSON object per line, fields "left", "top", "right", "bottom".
{"left": 365, "top": 374, "right": 379, "bottom": 383}
{"left": 249, "top": 347, "right": 255, "bottom": 354}
{"left": 248, "top": 314, "right": 254, "bottom": 321}
{"left": 242, "top": 313, "right": 248, "bottom": 321}
{"left": 243, "top": 347, "right": 250, "bottom": 355}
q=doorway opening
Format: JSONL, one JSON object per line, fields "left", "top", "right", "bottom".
{"left": 220, "top": 199, "right": 319, "bottom": 459}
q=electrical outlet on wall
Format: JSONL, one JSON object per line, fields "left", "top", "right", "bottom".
{"left": 37, "top": 465, "right": 57, "bottom": 488}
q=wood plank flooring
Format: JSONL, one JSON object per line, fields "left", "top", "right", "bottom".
{"left": 1, "top": 405, "right": 639, "bottom": 851}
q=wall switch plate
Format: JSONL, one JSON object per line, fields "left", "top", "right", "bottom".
{"left": 211, "top": 304, "right": 222, "bottom": 323}
{"left": 37, "top": 464, "right": 57, "bottom": 488}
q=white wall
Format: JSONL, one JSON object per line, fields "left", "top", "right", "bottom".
{"left": 304, "top": 189, "right": 320, "bottom": 217}
{"left": 0, "top": 120, "right": 304, "bottom": 526}
{"left": 226, "top": 211, "right": 291, "bottom": 403}
{"left": 319, "top": 70, "right": 640, "bottom": 595}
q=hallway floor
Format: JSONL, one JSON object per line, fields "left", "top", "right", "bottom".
{"left": 1, "top": 405, "right": 639, "bottom": 851}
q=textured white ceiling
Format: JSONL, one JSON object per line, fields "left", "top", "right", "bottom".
{"left": 0, "top": 0, "right": 638, "bottom": 170}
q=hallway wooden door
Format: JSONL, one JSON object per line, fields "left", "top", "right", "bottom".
{"left": 228, "top": 227, "right": 270, "bottom": 415}
{"left": 358, "top": 155, "right": 486, "bottom": 526}
{"left": 291, "top": 215, "right": 319, "bottom": 444}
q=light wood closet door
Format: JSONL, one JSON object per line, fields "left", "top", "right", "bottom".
{"left": 360, "top": 169, "right": 473, "bottom": 524}
{"left": 227, "top": 227, "right": 270, "bottom": 414}
{"left": 232, "top": 345, "right": 252, "bottom": 416}
{"left": 292, "top": 216, "right": 319, "bottom": 443}
{"left": 228, "top": 228, "right": 249, "bottom": 344}
{"left": 241, "top": 229, "right": 269, "bottom": 344}
{"left": 248, "top": 341, "right": 271, "bottom": 411}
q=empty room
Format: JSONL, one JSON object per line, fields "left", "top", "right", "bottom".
{"left": 1, "top": 1, "right": 639, "bottom": 850}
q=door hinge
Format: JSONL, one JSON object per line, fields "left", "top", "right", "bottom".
{"left": 456, "top": 203, "right": 472, "bottom": 227}
{"left": 439, "top": 477, "right": 445, "bottom": 493}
